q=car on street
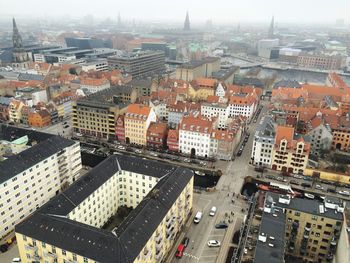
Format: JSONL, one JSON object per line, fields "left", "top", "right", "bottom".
{"left": 301, "top": 183, "right": 312, "bottom": 188}
{"left": 276, "top": 177, "right": 287, "bottom": 182}
{"left": 182, "top": 237, "right": 190, "bottom": 247}
{"left": 327, "top": 188, "right": 336, "bottom": 193}
{"left": 215, "top": 223, "right": 228, "bottom": 229}
{"left": 237, "top": 150, "right": 243, "bottom": 156}
{"left": 12, "top": 258, "right": 21, "bottom": 263}
{"left": 150, "top": 152, "right": 158, "bottom": 157}
{"left": 134, "top": 149, "right": 142, "bottom": 154}
{"left": 184, "top": 158, "right": 191, "bottom": 163}
{"left": 207, "top": 240, "right": 221, "bottom": 247}
{"left": 315, "top": 184, "right": 324, "bottom": 190}
{"left": 199, "top": 161, "right": 207, "bottom": 166}
{"left": 175, "top": 244, "right": 185, "bottom": 258}
{"left": 338, "top": 190, "right": 350, "bottom": 196}
{"left": 293, "top": 174, "right": 303, "bottom": 179}
{"left": 290, "top": 180, "right": 300, "bottom": 185}
{"left": 195, "top": 170, "right": 205, "bottom": 176}
{"left": 117, "top": 145, "right": 126, "bottom": 150}
{"left": 303, "top": 176, "right": 312, "bottom": 181}
{"left": 63, "top": 124, "right": 69, "bottom": 128}
{"left": 63, "top": 121, "right": 68, "bottom": 125}
{"left": 265, "top": 174, "right": 275, "bottom": 180}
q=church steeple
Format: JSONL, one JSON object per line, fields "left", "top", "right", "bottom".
{"left": 12, "top": 18, "right": 30, "bottom": 69}
{"left": 268, "top": 16, "right": 274, "bottom": 38}
{"left": 184, "top": 11, "right": 190, "bottom": 31}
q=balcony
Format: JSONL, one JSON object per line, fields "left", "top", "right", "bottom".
{"left": 156, "top": 250, "right": 163, "bottom": 260}
{"left": 156, "top": 240, "right": 163, "bottom": 249}
{"left": 330, "top": 238, "right": 337, "bottom": 246}
{"left": 25, "top": 244, "right": 37, "bottom": 251}
{"left": 155, "top": 234, "right": 162, "bottom": 244}
{"left": 304, "top": 225, "right": 311, "bottom": 231}
{"left": 143, "top": 249, "right": 151, "bottom": 261}
{"left": 44, "top": 252, "right": 57, "bottom": 258}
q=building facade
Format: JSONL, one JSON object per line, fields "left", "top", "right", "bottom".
{"left": 0, "top": 125, "right": 81, "bottom": 240}
{"left": 271, "top": 126, "right": 310, "bottom": 174}
{"left": 146, "top": 122, "right": 168, "bottom": 149}
{"left": 15, "top": 155, "right": 193, "bottom": 263}
{"left": 124, "top": 104, "right": 157, "bottom": 145}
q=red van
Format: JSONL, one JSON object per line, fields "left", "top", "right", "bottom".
{"left": 175, "top": 244, "right": 185, "bottom": 258}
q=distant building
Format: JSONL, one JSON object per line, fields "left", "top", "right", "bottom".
{"left": 258, "top": 39, "right": 279, "bottom": 59}
{"left": 65, "top": 37, "right": 104, "bottom": 49}
{"left": 297, "top": 53, "right": 346, "bottom": 70}
{"left": 108, "top": 51, "right": 165, "bottom": 78}
{"left": 0, "top": 97, "right": 12, "bottom": 121}
{"left": 184, "top": 11, "right": 191, "bottom": 31}
{"left": 11, "top": 18, "right": 30, "bottom": 69}
{"left": 176, "top": 57, "right": 220, "bottom": 82}
{"left": 28, "top": 109, "right": 51, "bottom": 127}
{"left": 79, "top": 77, "right": 111, "bottom": 95}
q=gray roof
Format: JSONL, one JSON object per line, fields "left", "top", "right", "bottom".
{"left": 16, "top": 155, "right": 193, "bottom": 263}
{"left": 0, "top": 96, "right": 12, "bottom": 106}
{"left": 128, "top": 78, "right": 152, "bottom": 88}
{"left": 254, "top": 200, "right": 286, "bottom": 263}
{"left": 18, "top": 73, "right": 44, "bottom": 81}
{"left": 273, "top": 80, "right": 301, "bottom": 89}
{"left": 76, "top": 86, "right": 132, "bottom": 109}
{"left": 234, "top": 78, "right": 264, "bottom": 88}
{"left": 0, "top": 125, "right": 75, "bottom": 184}
{"left": 255, "top": 116, "right": 276, "bottom": 141}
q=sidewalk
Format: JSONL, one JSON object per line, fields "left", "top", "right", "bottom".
{"left": 216, "top": 216, "right": 239, "bottom": 263}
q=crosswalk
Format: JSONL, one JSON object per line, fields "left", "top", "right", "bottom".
{"left": 183, "top": 252, "right": 200, "bottom": 261}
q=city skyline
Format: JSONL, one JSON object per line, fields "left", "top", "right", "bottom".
{"left": 0, "top": 0, "right": 349, "bottom": 24}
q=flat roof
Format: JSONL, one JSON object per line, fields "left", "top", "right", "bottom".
{"left": 16, "top": 155, "right": 193, "bottom": 263}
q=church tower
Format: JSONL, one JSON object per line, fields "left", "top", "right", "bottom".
{"left": 268, "top": 16, "right": 275, "bottom": 38}
{"left": 12, "top": 18, "right": 30, "bottom": 69}
{"left": 184, "top": 11, "right": 190, "bottom": 31}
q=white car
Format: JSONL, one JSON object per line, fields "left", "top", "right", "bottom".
{"left": 207, "top": 240, "right": 221, "bottom": 247}
{"left": 117, "top": 145, "right": 126, "bottom": 150}
{"left": 184, "top": 158, "right": 191, "bottom": 163}
{"left": 150, "top": 152, "right": 158, "bottom": 157}
{"left": 315, "top": 184, "right": 324, "bottom": 190}
{"left": 134, "top": 149, "right": 142, "bottom": 154}
{"left": 12, "top": 258, "right": 21, "bottom": 263}
{"left": 338, "top": 190, "right": 350, "bottom": 196}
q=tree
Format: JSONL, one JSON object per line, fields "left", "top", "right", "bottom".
{"left": 69, "top": 67, "right": 78, "bottom": 75}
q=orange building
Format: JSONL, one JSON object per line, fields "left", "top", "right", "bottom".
{"left": 28, "top": 109, "right": 51, "bottom": 128}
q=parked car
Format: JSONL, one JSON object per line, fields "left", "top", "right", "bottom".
{"left": 237, "top": 150, "right": 243, "bottom": 156}
{"left": 199, "top": 161, "right": 207, "bottom": 167}
{"left": 207, "top": 240, "right": 221, "bottom": 247}
{"left": 182, "top": 237, "right": 190, "bottom": 247}
{"left": 327, "top": 188, "right": 336, "bottom": 193}
{"left": 150, "top": 152, "right": 158, "bottom": 157}
{"left": 117, "top": 145, "right": 126, "bottom": 150}
{"left": 301, "top": 183, "right": 312, "bottom": 188}
{"left": 0, "top": 244, "right": 8, "bottom": 252}
{"left": 12, "top": 258, "right": 21, "bottom": 263}
{"left": 293, "top": 174, "right": 303, "bottom": 179}
{"left": 215, "top": 223, "right": 228, "bottom": 229}
{"left": 290, "top": 180, "right": 300, "bottom": 186}
{"left": 175, "top": 244, "right": 185, "bottom": 258}
{"left": 63, "top": 124, "right": 69, "bottom": 128}
{"left": 338, "top": 190, "right": 350, "bottom": 196}
{"left": 303, "top": 176, "right": 312, "bottom": 181}
{"left": 184, "top": 158, "right": 191, "bottom": 163}
{"left": 134, "top": 149, "right": 142, "bottom": 154}
{"left": 315, "top": 184, "right": 324, "bottom": 190}
{"left": 277, "top": 176, "right": 287, "bottom": 182}
{"left": 266, "top": 174, "right": 275, "bottom": 180}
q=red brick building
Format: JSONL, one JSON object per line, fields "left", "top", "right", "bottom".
{"left": 115, "top": 115, "right": 125, "bottom": 142}
{"left": 147, "top": 122, "right": 168, "bottom": 149}
{"left": 167, "top": 129, "right": 179, "bottom": 152}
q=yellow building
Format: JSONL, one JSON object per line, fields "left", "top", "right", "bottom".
{"left": 271, "top": 126, "right": 311, "bottom": 175}
{"left": 72, "top": 87, "right": 130, "bottom": 140}
{"left": 9, "top": 99, "right": 24, "bottom": 123}
{"left": 258, "top": 193, "right": 344, "bottom": 263}
{"left": 15, "top": 155, "right": 194, "bottom": 263}
{"left": 304, "top": 168, "right": 350, "bottom": 185}
{"left": 124, "top": 104, "right": 157, "bottom": 145}
{"left": 187, "top": 77, "right": 216, "bottom": 101}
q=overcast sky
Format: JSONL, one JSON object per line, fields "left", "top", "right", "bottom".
{"left": 0, "top": 0, "right": 349, "bottom": 24}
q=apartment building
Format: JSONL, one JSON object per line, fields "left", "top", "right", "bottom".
{"left": 331, "top": 115, "right": 350, "bottom": 152}
{"left": 251, "top": 116, "right": 276, "bottom": 167}
{"left": 254, "top": 192, "right": 344, "bottom": 263}
{"left": 306, "top": 115, "right": 333, "bottom": 156}
{"left": 79, "top": 77, "right": 111, "bottom": 95}
{"left": 124, "top": 104, "right": 157, "bottom": 145}
{"left": 28, "top": 109, "right": 51, "bottom": 128}
{"left": 72, "top": 87, "right": 131, "bottom": 140}
{"left": 167, "top": 129, "right": 179, "bottom": 152}
{"left": 52, "top": 92, "right": 76, "bottom": 120}
{"left": 9, "top": 99, "right": 25, "bottom": 123}
{"left": 201, "top": 98, "right": 230, "bottom": 128}
{"left": 228, "top": 93, "right": 257, "bottom": 120}
{"left": 179, "top": 114, "right": 216, "bottom": 157}
{"left": 271, "top": 126, "right": 310, "bottom": 174}
{"left": 146, "top": 122, "right": 168, "bottom": 148}
{"left": 15, "top": 155, "right": 193, "bottom": 263}
{"left": 297, "top": 53, "right": 346, "bottom": 70}
{"left": 0, "top": 125, "right": 81, "bottom": 240}
{"left": 0, "top": 97, "right": 11, "bottom": 121}
{"left": 108, "top": 51, "right": 165, "bottom": 78}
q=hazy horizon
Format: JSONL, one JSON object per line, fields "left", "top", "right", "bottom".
{"left": 0, "top": 0, "right": 349, "bottom": 24}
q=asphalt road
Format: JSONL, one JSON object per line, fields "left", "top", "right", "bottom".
{"left": 0, "top": 244, "right": 19, "bottom": 263}
{"left": 39, "top": 118, "right": 73, "bottom": 137}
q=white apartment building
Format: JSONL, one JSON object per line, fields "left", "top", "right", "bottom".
{"left": 15, "top": 155, "right": 193, "bottom": 263}
{"left": 228, "top": 94, "right": 257, "bottom": 120}
{"left": 179, "top": 114, "right": 217, "bottom": 157}
{"left": 201, "top": 100, "right": 229, "bottom": 128}
{"left": 81, "top": 59, "right": 109, "bottom": 72}
{"left": 251, "top": 116, "right": 275, "bottom": 167}
{"left": 215, "top": 82, "right": 226, "bottom": 97}
{"left": 79, "top": 78, "right": 111, "bottom": 95}
{"left": 150, "top": 99, "right": 168, "bottom": 121}
{"left": 0, "top": 125, "right": 81, "bottom": 240}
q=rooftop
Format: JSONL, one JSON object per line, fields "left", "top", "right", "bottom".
{"left": 0, "top": 125, "right": 75, "bottom": 184}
